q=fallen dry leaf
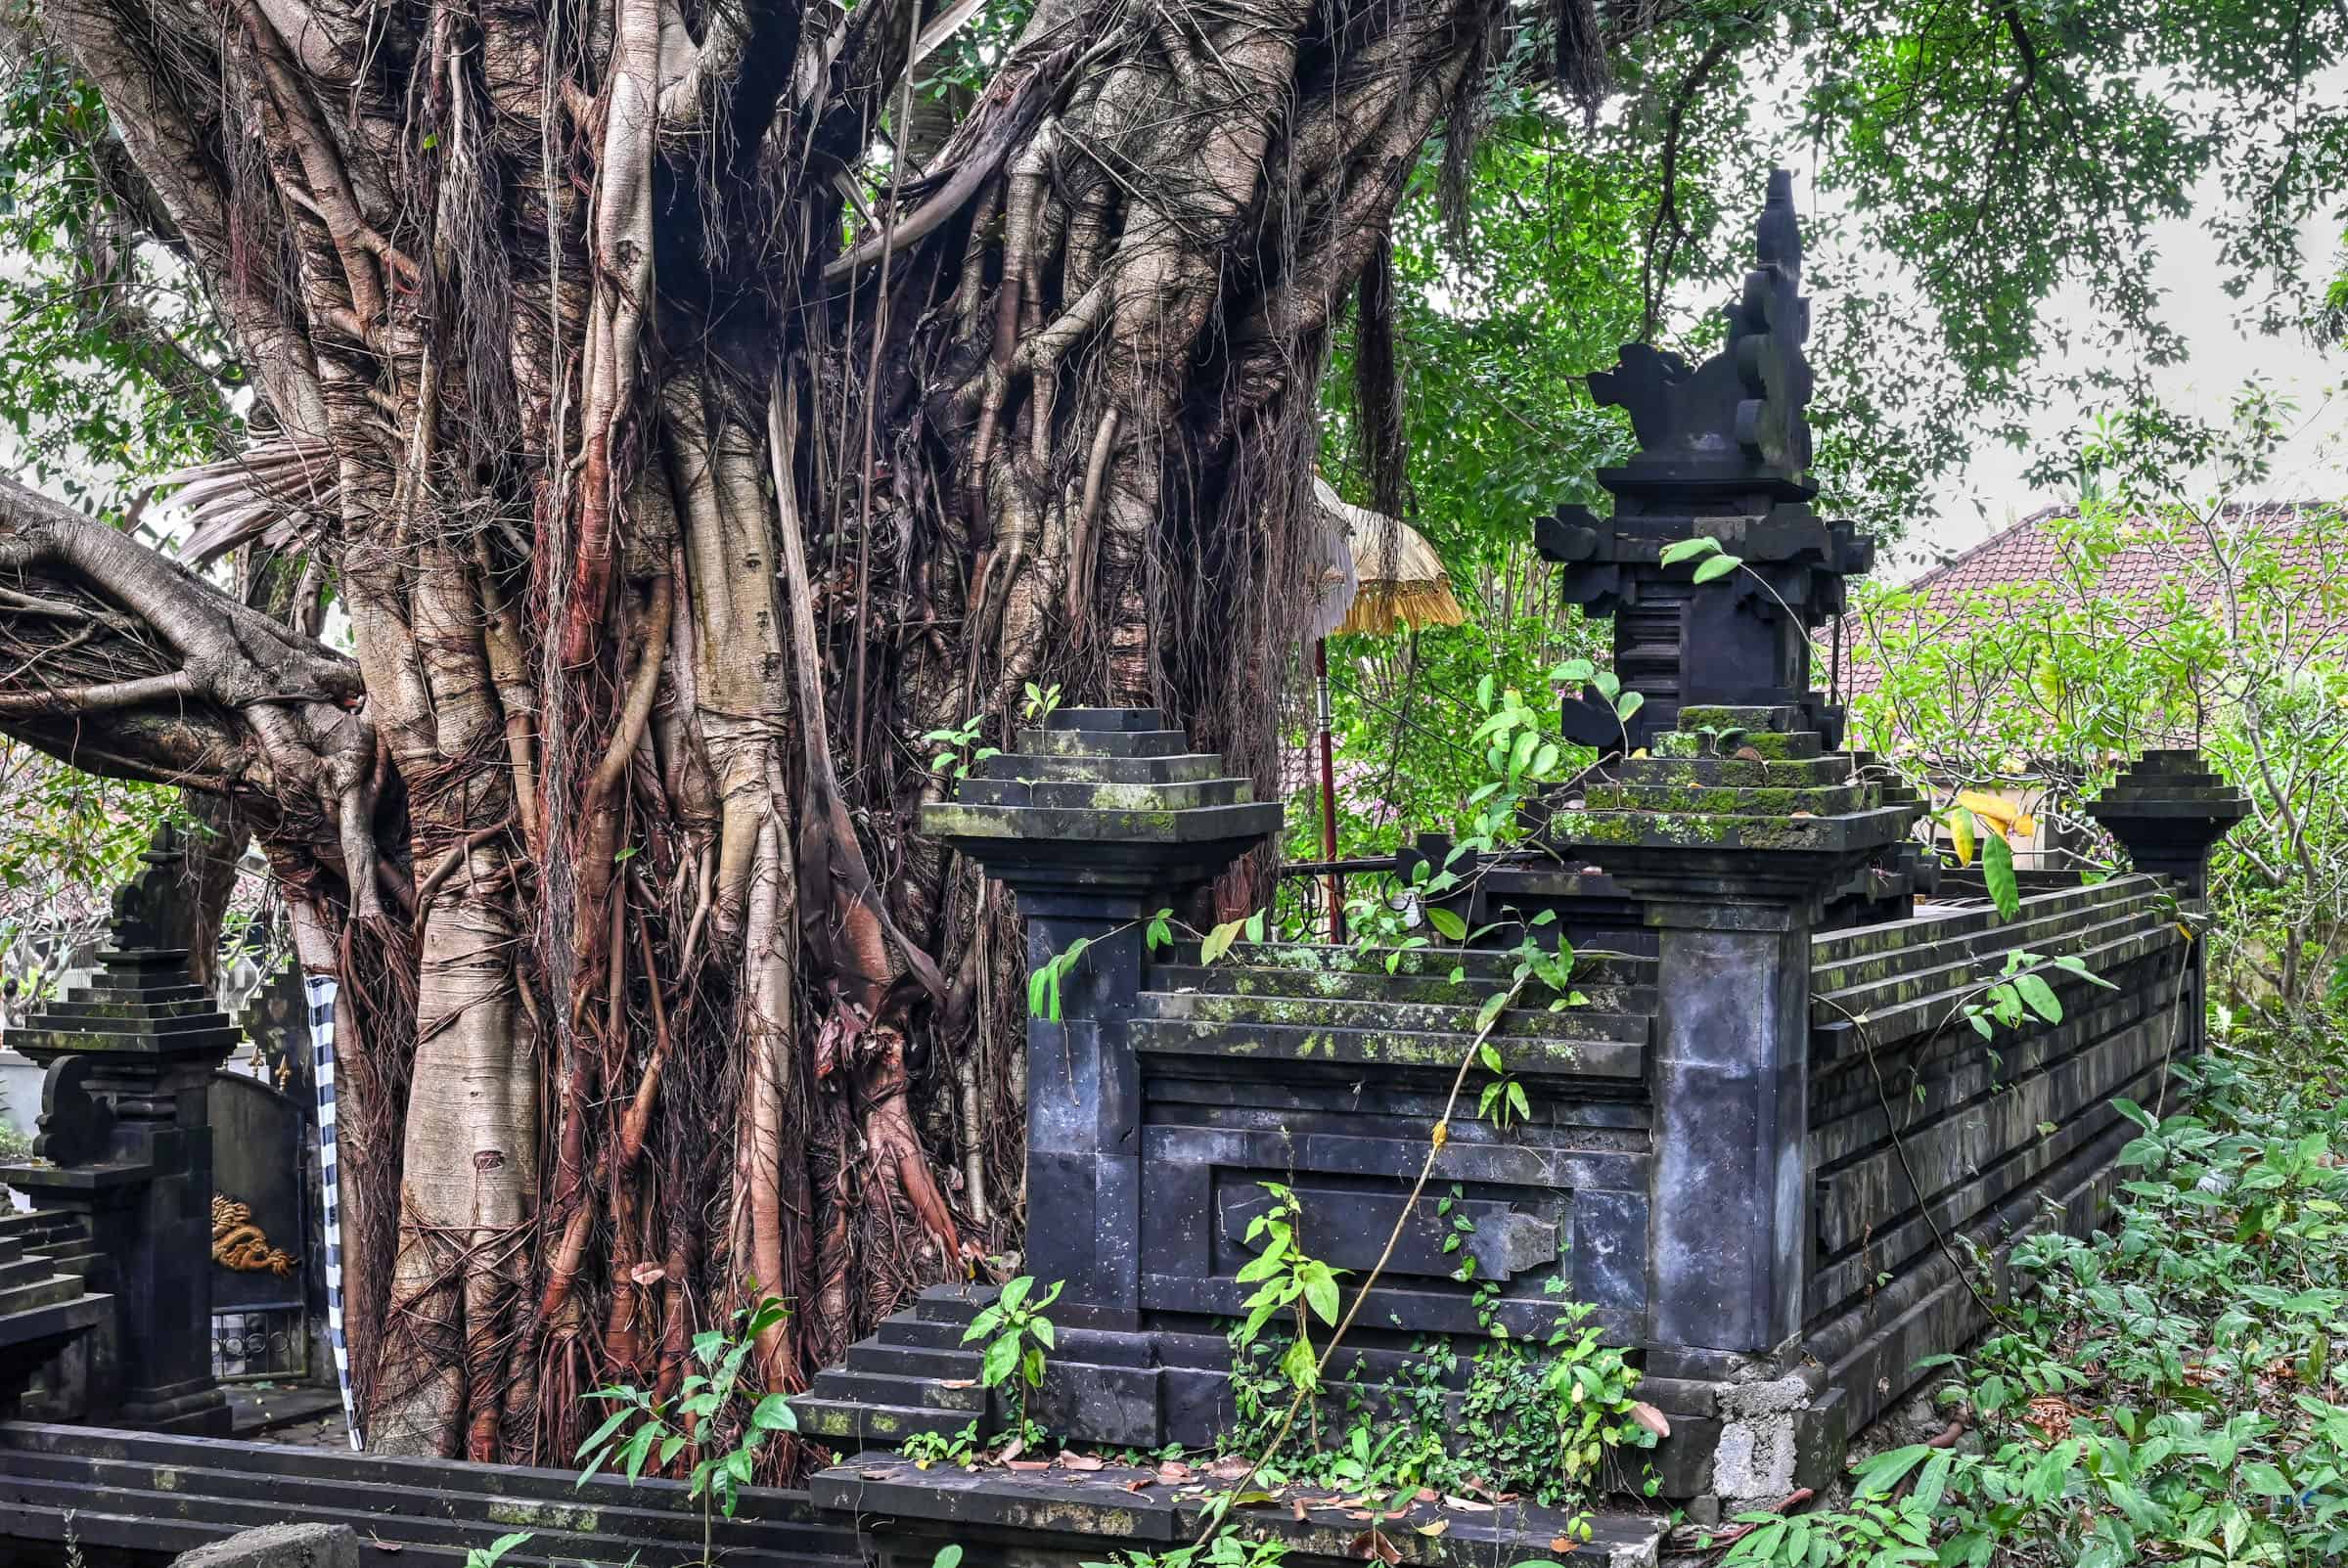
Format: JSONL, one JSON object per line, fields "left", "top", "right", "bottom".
{"left": 995, "top": 1438, "right": 1025, "bottom": 1465}
{"left": 1206, "top": 1456, "right": 1253, "bottom": 1481}
{"left": 1415, "top": 1521, "right": 1449, "bottom": 1538}
{"left": 1549, "top": 1537, "right": 1581, "bottom": 1553}
{"left": 1347, "top": 1531, "right": 1403, "bottom": 1566}
{"left": 1058, "top": 1453, "right": 1106, "bottom": 1472}
{"left": 1291, "top": 1500, "right": 1308, "bottom": 1523}
{"left": 1122, "top": 1478, "right": 1152, "bottom": 1495}
{"left": 628, "top": 1262, "right": 668, "bottom": 1284}
{"left": 1442, "top": 1496, "right": 1495, "bottom": 1513}
{"left": 1004, "top": 1458, "right": 1052, "bottom": 1473}
{"left": 939, "top": 1379, "right": 977, "bottom": 1389}
{"left": 1734, "top": 745, "right": 1765, "bottom": 761}
{"left": 1414, "top": 1488, "right": 1439, "bottom": 1504}
{"left": 860, "top": 1468, "right": 895, "bottom": 1480}
{"left": 1631, "top": 1401, "right": 1671, "bottom": 1438}
{"left": 1157, "top": 1460, "right": 1193, "bottom": 1483}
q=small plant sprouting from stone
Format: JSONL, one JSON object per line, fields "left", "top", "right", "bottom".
{"left": 1438, "top": 1186, "right": 1477, "bottom": 1282}
{"left": 1545, "top": 657, "right": 1644, "bottom": 751}
{"left": 1081, "top": 1526, "right": 1293, "bottom": 1568}
{"left": 1198, "top": 908, "right": 1266, "bottom": 964}
{"left": 1233, "top": 1182, "right": 1343, "bottom": 1399}
{"left": 576, "top": 1294, "right": 797, "bottom": 1562}
{"left": 1030, "top": 909, "right": 1176, "bottom": 1022}
{"left": 1021, "top": 682, "right": 1063, "bottom": 723}
{"left": 926, "top": 714, "right": 1000, "bottom": 782}
{"left": 463, "top": 1532, "right": 534, "bottom": 1568}
{"left": 962, "top": 1275, "right": 1061, "bottom": 1434}
{"left": 901, "top": 1420, "right": 982, "bottom": 1469}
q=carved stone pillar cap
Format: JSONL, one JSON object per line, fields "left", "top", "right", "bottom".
{"left": 1560, "top": 704, "right": 1907, "bottom": 913}
{"left": 2086, "top": 748, "right": 2251, "bottom": 825}
{"left": 920, "top": 707, "right": 1281, "bottom": 903}
{"left": 2084, "top": 747, "right": 2248, "bottom": 890}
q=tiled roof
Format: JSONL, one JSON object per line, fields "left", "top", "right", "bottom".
{"left": 1833, "top": 501, "right": 2348, "bottom": 695}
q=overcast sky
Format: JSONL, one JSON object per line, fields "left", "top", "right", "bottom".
{"left": 1779, "top": 158, "right": 2348, "bottom": 583}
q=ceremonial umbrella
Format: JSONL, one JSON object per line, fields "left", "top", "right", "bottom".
{"left": 1305, "top": 476, "right": 1468, "bottom": 939}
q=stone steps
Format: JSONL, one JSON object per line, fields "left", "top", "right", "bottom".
{"left": 1129, "top": 1016, "right": 1647, "bottom": 1080}
{"left": 1155, "top": 941, "right": 1649, "bottom": 985}
{"left": 1146, "top": 962, "right": 1654, "bottom": 1013}
{"left": 844, "top": 1336, "right": 981, "bottom": 1381}
{"left": 0, "top": 1419, "right": 855, "bottom": 1568}
{"left": 1814, "top": 902, "right": 2176, "bottom": 1031}
{"left": 791, "top": 1395, "right": 976, "bottom": 1449}
{"left": 800, "top": 1366, "right": 986, "bottom": 1415}
{"left": 1139, "top": 987, "right": 1651, "bottom": 1043}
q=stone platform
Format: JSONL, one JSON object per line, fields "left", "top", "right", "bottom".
{"left": 812, "top": 1452, "right": 1663, "bottom": 1568}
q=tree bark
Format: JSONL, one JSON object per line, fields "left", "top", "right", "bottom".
{"left": 0, "top": 0, "right": 1509, "bottom": 1465}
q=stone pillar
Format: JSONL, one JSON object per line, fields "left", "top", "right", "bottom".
{"left": 1, "top": 827, "right": 238, "bottom": 1434}
{"left": 923, "top": 708, "right": 1279, "bottom": 1327}
{"left": 2087, "top": 748, "right": 2248, "bottom": 1054}
{"left": 1566, "top": 705, "right": 1904, "bottom": 1365}
{"left": 2086, "top": 748, "right": 2247, "bottom": 902}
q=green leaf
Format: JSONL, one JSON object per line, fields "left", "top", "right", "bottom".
{"left": 2012, "top": 971, "right": 2063, "bottom": 1023}
{"left": 1300, "top": 1261, "right": 1341, "bottom": 1324}
{"left": 751, "top": 1393, "right": 798, "bottom": 1432}
{"left": 1851, "top": 1444, "right": 1932, "bottom": 1500}
{"left": 620, "top": 1420, "right": 659, "bottom": 1482}
{"left": 980, "top": 1333, "right": 1020, "bottom": 1388}
{"left": 1982, "top": 830, "right": 2020, "bottom": 921}
{"left": 1658, "top": 536, "right": 1722, "bottom": 566}
{"left": 1200, "top": 918, "right": 1246, "bottom": 964}
{"left": 1426, "top": 906, "right": 1468, "bottom": 941}
{"left": 1690, "top": 553, "right": 1741, "bottom": 584}
{"left": 1000, "top": 1276, "right": 1033, "bottom": 1315}
{"left": 934, "top": 1547, "right": 966, "bottom": 1568}
{"left": 576, "top": 1406, "right": 636, "bottom": 1461}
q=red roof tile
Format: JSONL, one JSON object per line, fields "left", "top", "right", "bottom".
{"left": 1831, "top": 501, "right": 2348, "bottom": 696}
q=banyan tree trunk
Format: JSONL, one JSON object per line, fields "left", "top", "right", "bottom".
{"left": 0, "top": 0, "right": 1512, "bottom": 1463}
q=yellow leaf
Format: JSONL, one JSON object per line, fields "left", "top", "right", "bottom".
{"left": 1431, "top": 1121, "right": 1449, "bottom": 1149}
{"left": 1956, "top": 789, "right": 2020, "bottom": 836}
{"left": 1949, "top": 808, "right": 1977, "bottom": 868}
{"left": 2012, "top": 813, "right": 2039, "bottom": 839}
{"left": 2177, "top": 922, "right": 2197, "bottom": 943}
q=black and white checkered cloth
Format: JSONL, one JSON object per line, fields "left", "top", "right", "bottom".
{"left": 304, "top": 976, "right": 361, "bottom": 1451}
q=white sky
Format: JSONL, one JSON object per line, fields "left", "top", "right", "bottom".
{"left": 1895, "top": 188, "right": 2348, "bottom": 576}
{"left": 1761, "top": 88, "right": 2348, "bottom": 582}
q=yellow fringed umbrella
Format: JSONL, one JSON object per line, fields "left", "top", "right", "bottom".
{"left": 1307, "top": 476, "right": 1468, "bottom": 637}
{"left": 1303, "top": 477, "right": 1468, "bottom": 940}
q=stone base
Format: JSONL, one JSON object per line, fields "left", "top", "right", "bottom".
{"left": 811, "top": 1452, "right": 1664, "bottom": 1568}
{"left": 122, "top": 1376, "right": 233, "bottom": 1436}
{"left": 808, "top": 1116, "right": 2124, "bottom": 1515}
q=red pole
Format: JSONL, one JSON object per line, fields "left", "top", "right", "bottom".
{"left": 1316, "top": 638, "right": 1345, "bottom": 943}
